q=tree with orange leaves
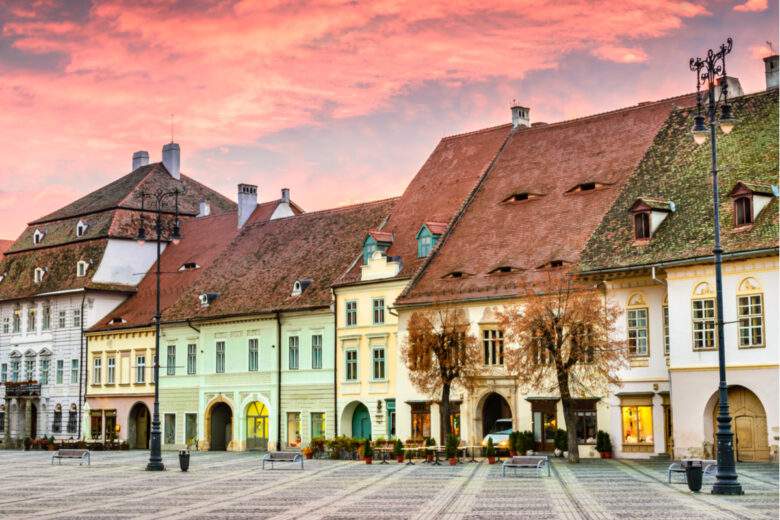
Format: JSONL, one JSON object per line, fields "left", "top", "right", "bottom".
{"left": 402, "top": 307, "right": 481, "bottom": 442}
{"left": 497, "top": 272, "right": 627, "bottom": 463}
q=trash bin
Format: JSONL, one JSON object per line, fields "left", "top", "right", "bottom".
{"left": 685, "top": 460, "right": 703, "bottom": 492}
{"left": 179, "top": 450, "right": 190, "bottom": 472}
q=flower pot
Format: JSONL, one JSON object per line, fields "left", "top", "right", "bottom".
{"left": 488, "top": 456, "right": 496, "bottom": 465}
{"left": 179, "top": 450, "right": 190, "bottom": 472}
{"left": 554, "top": 448, "right": 562, "bottom": 457}
{"left": 305, "top": 452, "right": 313, "bottom": 460}
{"left": 600, "top": 451, "right": 612, "bottom": 459}
{"left": 426, "top": 454, "right": 433, "bottom": 463}
{"left": 448, "top": 457, "right": 457, "bottom": 466}
{"left": 396, "top": 455, "right": 404, "bottom": 463}
{"left": 364, "top": 456, "right": 372, "bottom": 464}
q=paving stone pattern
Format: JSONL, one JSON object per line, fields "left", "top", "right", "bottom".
{"left": 0, "top": 451, "right": 776, "bottom": 519}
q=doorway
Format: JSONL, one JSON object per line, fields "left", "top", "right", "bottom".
{"left": 531, "top": 399, "right": 558, "bottom": 452}
{"left": 246, "top": 402, "right": 269, "bottom": 451}
{"left": 711, "top": 386, "right": 769, "bottom": 462}
{"left": 481, "top": 392, "right": 512, "bottom": 437}
{"left": 210, "top": 402, "right": 233, "bottom": 451}
{"left": 30, "top": 403, "right": 38, "bottom": 439}
{"left": 128, "top": 402, "right": 151, "bottom": 449}
{"left": 351, "top": 403, "right": 371, "bottom": 440}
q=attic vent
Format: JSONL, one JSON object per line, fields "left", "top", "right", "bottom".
{"left": 537, "top": 260, "right": 565, "bottom": 270}
{"left": 199, "top": 292, "right": 219, "bottom": 307}
{"left": 108, "top": 317, "right": 126, "bottom": 325}
{"left": 444, "top": 271, "right": 467, "bottom": 279}
{"left": 292, "top": 278, "right": 312, "bottom": 296}
{"left": 502, "top": 192, "right": 541, "bottom": 204}
{"left": 179, "top": 262, "right": 200, "bottom": 271}
{"left": 489, "top": 266, "right": 518, "bottom": 275}
{"left": 578, "top": 182, "right": 596, "bottom": 191}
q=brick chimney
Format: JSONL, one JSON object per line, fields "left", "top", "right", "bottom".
{"left": 237, "top": 184, "right": 258, "bottom": 228}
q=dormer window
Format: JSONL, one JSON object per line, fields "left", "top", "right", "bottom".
{"left": 363, "top": 231, "right": 393, "bottom": 264}
{"left": 33, "top": 229, "right": 44, "bottom": 245}
{"left": 34, "top": 268, "right": 46, "bottom": 284}
{"left": 578, "top": 182, "right": 596, "bottom": 191}
{"left": 291, "top": 278, "right": 312, "bottom": 296}
{"left": 446, "top": 271, "right": 464, "bottom": 279}
{"left": 76, "top": 220, "right": 88, "bottom": 238}
{"left": 108, "top": 317, "right": 126, "bottom": 325}
{"left": 729, "top": 181, "right": 777, "bottom": 228}
{"left": 537, "top": 260, "right": 566, "bottom": 270}
{"left": 501, "top": 191, "right": 542, "bottom": 204}
{"left": 634, "top": 212, "right": 651, "bottom": 240}
{"left": 489, "top": 265, "right": 521, "bottom": 275}
{"left": 76, "top": 261, "right": 89, "bottom": 277}
{"left": 629, "top": 198, "right": 675, "bottom": 240}
{"left": 566, "top": 182, "right": 607, "bottom": 194}
{"left": 178, "top": 262, "right": 200, "bottom": 271}
{"left": 416, "top": 222, "right": 446, "bottom": 258}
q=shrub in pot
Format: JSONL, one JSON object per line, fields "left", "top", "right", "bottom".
{"left": 508, "top": 431, "right": 519, "bottom": 456}
{"left": 596, "top": 431, "right": 613, "bottom": 459}
{"left": 393, "top": 439, "right": 404, "bottom": 463}
{"left": 445, "top": 434, "right": 459, "bottom": 465}
{"left": 362, "top": 438, "right": 373, "bottom": 464}
{"left": 485, "top": 437, "right": 496, "bottom": 464}
{"left": 425, "top": 436, "right": 435, "bottom": 462}
{"left": 554, "top": 429, "right": 568, "bottom": 454}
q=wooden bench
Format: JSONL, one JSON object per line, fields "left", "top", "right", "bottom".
{"left": 51, "top": 449, "right": 90, "bottom": 466}
{"left": 502, "top": 455, "right": 550, "bottom": 477}
{"left": 261, "top": 451, "right": 303, "bottom": 470}
{"left": 667, "top": 459, "right": 716, "bottom": 483}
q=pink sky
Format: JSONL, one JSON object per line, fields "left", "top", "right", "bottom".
{"left": 0, "top": 0, "right": 775, "bottom": 238}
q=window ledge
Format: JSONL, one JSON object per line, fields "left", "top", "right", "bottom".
{"left": 737, "top": 345, "right": 765, "bottom": 350}
{"left": 692, "top": 348, "right": 717, "bottom": 352}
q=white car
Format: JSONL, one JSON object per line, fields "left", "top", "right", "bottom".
{"left": 481, "top": 418, "right": 513, "bottom": 451}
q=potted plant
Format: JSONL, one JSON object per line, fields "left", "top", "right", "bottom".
{"left": 425, "top": 437, "right": 435, "bottom": 462}
{"left": 485, "top": 437, "right": 496, "bottom": 464}
{"left": 554, "top": 429, "right": 568, "bottom": 457}
{"left": 596, "top": 431, "right": 613, "bottom": 459}
{"left": 445, "top": 434, "right": 459, "bottom": 466}
{"left": 303, "top": 446, "right": 314, "bottom": 460}
{"left": 47, "top": 436, "right": 56, "bottom": 451}
{"left": 23, "top": 437, "right": 32, "bottom": 451}
{"left": 362, "top": 438, "right": 373, "bottom": 464}
{"left": 393, "top": 439, "right": 404, "bottom": 463}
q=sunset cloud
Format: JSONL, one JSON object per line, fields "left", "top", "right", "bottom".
{"left": 0, "top": 0, "right": 773, "bottom": 238}
{"left": 734, "top": 0, "right": 768, "bottom": 13}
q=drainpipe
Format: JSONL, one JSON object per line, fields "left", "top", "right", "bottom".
{"left": 276, "top": 311, "right": 282, "bottom": 450}
{"left": 333, "top": 291, "right": 338, "bottom": 437}
{"left": 77, "top": 291, "right": 86, "bottom": 440}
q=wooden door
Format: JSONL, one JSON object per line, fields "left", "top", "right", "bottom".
{"left": 712, "top": 387, "right": 769, "bottom": 462}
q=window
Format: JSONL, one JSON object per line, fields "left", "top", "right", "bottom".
{"left": 482, "top": 328, "right": 504, "bottom": 365}
{"left": 73, "top": 308, "right": 81, "bottom": 328}
{"left": 185, "top": 413, "right": 198, "bottom": 446}
{"left": 93, "top": 357, "right": 102, "bottom": 384}
{"left": 0, "top": 411, "right": 4, "bottom": 433}
{"left": 58, "top": 310, "right": 66, "bottom": 329}
{"left": 25, "top": 359, "right": 35, "bottom": 381}
{"left": 734, "top": 196, "right": 752, "bottom": 226}
{"left": 662, "top": 305, "right": 670, "bottom": 355}
{"left": 372, "top": 347, "right": 386, "bottom": 380}
{"left": 345, "top": 300, "right": 357, "bottom": 326}
{"left": 76, "top": 261, "right": 89, "bottom": 277}
{"left": 634, "top": 212, "right": 650, "bottom": 240}
{"left": 692, "top": 298, "right": 716, "bottom": 350}
{"left": 627, "top": 308, "right": 649, "bottom": 356}
{"left": 311, "top": 335, "right": 322, "bottom": 369}
{"left": 3, "top": 317, "right": 8, "bottom": 333}
{"left": 11, "top": 361, "right": 20, "bottom": 382}
{"left": 737, "top": 294, "right": 763, "bottom": 347}
{"left": 187, "top": 344, "right": 197, "bottom": 375}
{"left": 621, "top": 405, "right": 653, "bottom": 445}
{"left": 574, "top": 406, "right": 597, "bottom": 443}
{"left": 34, "top": 267, "right": 45, "bottom": 283}
{"left": 248, "top": 339, "right": 259, "bottom": 371}
{"left": 0, "top": 363, "right": 6, "bottom": 383}
{"left": 179, "top": 262, "right": 200, "bottom": 271}
{"left": 136, "top": 355, "right": 146, "bottom": 383}
{"left": 70, "top": 359, "right": 79, "bottom": 384}
{"left": 40, "top": 359, "right": 49, "bottom": 384}
{"left": 311, "top": 412, "right": 326, "bottom": 439}
{"left": 107, "top": 357, "right": 115, "bottom": 384}
{"left": 418, "top": 235, "right": 432, "bottom": 257}
{"left": 288, "top": 336, "right": 299, "bottom": 370}
{"left": 52, "top": 407, "right": 62, "bottom": 433}
{"left": 27, "top": 306, "right": 36, "bottom": 332}
{"left": 42, "top": 304, "right": 50, "bottom": 331}
{"left": 164, "top": 414, "right": 176, "bottom": 444}
{"left": 411, "top": 402, "right": 431, "bottom": 440}
{"left": 90, "top": 411, "right": 102, "bottom": 440}
{"left": 215, "top": 342, "right": 225, "bottom": 373}
{"left": 33, "top": 229, "right": 44, "bottom": 245}
{"left": 67, "top": 409, "right": 77, "bottom": 433}
{"left": 571, "top": 324, "right": 595, "bottom": 364}
{"left": 345, "top": 349, "right": 358, "bottom": 381}
{"left": 104, "top": 410, "right": 116, "bottom": 441}
{"left": 287, "top": 412, "right": 301, "bottom": 447}
{"left": 56, "top": 359, "right": 64, "bottom": 384}
{"left": 13, "top": 305, "right": 21, "bottom": 333}
{"left": 76, "top": 221, "right": 87, "bottom": 237}
{"left": 372, "top": 298, "right": 385, "bottom": 324}
{"left": 166, "top": 345, "right": 176, "bottom": 376}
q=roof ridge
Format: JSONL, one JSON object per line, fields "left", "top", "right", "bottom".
{"left": 116, "top": 163, "right": 163, "bottom": 208}
{"left": 441, "top": 123, "right": 512, "bottom": 141}
{"left": 250, "top": 196, "right": 398, "bottom": 225}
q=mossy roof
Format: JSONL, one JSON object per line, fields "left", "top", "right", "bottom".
{"left": 580, "top": 89, "right": 779, "bottom": 273}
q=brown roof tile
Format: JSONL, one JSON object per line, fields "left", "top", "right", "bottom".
{"left": 0, "top": 240, "right": 13, "bottom": 261}
{"left": 397, "top": 95, "right": 696, "bottom": 305}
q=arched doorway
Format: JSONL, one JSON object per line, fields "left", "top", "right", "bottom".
{"left": 210, "top": 402, "right": 233, "bottom": 451}
{"left": 711, "top": 386, "right": 769, "bottom": 462}
{"left": 481, "top": 392, "right": 512, "bottom": 437}
{"left": 30, "top": 403, "right": 38, "bottom": 439}
{"left": 351, "top": 403, "right": 371, "bottom": 440}
{"left": 128, "top": 403, "right": 150, "bottom": 449}
{"left": 245, "top": 402, "right": 269, "bottom": 451}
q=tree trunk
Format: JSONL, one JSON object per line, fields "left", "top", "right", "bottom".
{"left": 440, "top": 381, "right": 451, "bottom": 444}
{"left": 556, "top": 370, "right": 580, "bottom": 463}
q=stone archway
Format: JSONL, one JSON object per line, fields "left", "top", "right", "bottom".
{"left": 128, "top": 402, "right": 150, "bottom": 449}
{"left": 478, "top": 392, "right": 512, "bottom": 438}
{"left": 209, "top": 402, "right": 233, "bottom": 451}
{"left": 708, "top": 386, "right": 769, "bottom": 462}
{"left": 341, "top": 401, "right": 372, "bottom": 439}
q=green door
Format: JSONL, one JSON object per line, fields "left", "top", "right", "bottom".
{"left": 352, "top": 403, "right": 371, "bottom": 439}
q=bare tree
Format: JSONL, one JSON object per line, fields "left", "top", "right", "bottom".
{"left": 402, "top": 307, "right": 481, "bottom": 442}
{"left": 497, "top": 272, "right": 627, "bottom": 462}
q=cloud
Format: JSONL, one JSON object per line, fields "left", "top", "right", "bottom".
{"left": 593, "top": 45, "right": 649, "bottom": 63}
{"left": 734, "top": 0, "right": 768, "bottom": 13}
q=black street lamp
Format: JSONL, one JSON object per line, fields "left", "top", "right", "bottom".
{"left": 137, "top": 188, "right": 182, "bottom": 472}
{"left": 689, "top": 37, "right": 743, "bottom": 496}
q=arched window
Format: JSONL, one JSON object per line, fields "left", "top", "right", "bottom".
{"left": 734, "top": 196, "right": 752, "bottom": 226}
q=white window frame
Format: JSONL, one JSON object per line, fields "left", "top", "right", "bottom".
{"left": 70, "top": 359, "right": 79, "bottom": 384}
{"left": 737, "top": 294, "right": 764, "bottom": 348}
{"left": 136, "top": 355, "right": 146, "bottom": 383}
{"left": 33, "top": 229, "right": 44, "bottom": 245}
{"left": 34, "top": 267, "right": 45, "bottom": 284}
{"left": 311, "top": 335, "right": 323, "bottom": 370}
{"left": 288, "top": 336, "right": 299, "bottom": 370}
{"left": 371, "top": 346, "right": 386, "bottom": 381}
{"left": 187, "top": 344, "right": 197, "bottom": 375}
{"left": 93, "top": 357, "right": 102, "bottom": 385}
{"left": 76, "top": 261, "right": 89, "bottom": 277}
{"left": 248, "top": 338, "right": 259, "bottom": 372}
{"left": 107, "top": 357, "right": 116, "bottom": 384}
{"left": 56, "top": 359, "right": 64, "bottom": 384}
{"left": 76, "top": 220, "right": 88, "bottom": 237}
{"left": 215, "top": 342, "right": 225, "bottom": 373}
{"left": 662, "top": 305, "right": 670, "bottom": 356}
{"left": 692, "top": 298, "right": 717, "bottom": 350}
{"left": 627, "top": 307, "right": 649, "bottom": 357}
{"left": 166, "top": 345, "right": 176, "bottom": 376}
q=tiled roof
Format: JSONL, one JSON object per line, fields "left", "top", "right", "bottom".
{"left": 0, "top": 240, "right": 13, "bottom": 261}
{"left": 580, "top": 90, "right": 778, "bottom": 273}
{"left": 423, "top": 222, "right": 448, "bottom": 236}
{"left": 397, "top": 95, "right": 696, "bottom": 306}
{"left": 164, "top": 197, "right": 396, "bottom": 321}
{"left": 337, "top": 124, "right": 510, "bottom": 285}
{"left": 368, "top": 230, "right": 394, "bottom": 243}
{"left": 631, "top": 197, "right": 674, "bottom": 212}
{"left": 729, "top": 180, "right": 775, "bottom": 196}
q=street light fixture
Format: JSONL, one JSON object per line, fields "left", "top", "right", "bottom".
{"left": 689, "top": 37, "right": 743, "bottom": 496}
{"left": 136, "top": 187, "right": 183, "bottom": 472}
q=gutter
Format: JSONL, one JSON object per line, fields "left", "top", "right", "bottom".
{"left": 332, "top": 290, "right": 338, "bottom": 436}
{"left": 77, "top": 291, "right": 87, "bottom": 440}
{"left": 275, "top": 311, "right": 282, "bottom": 450}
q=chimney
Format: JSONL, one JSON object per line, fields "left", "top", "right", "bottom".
{"left": 764, "top": 55, "right": 779, "bottom": 90}
{"left": 714, "top": 76, "right": 743, "bottom": 101}
{"left": 237, "top": 183, "right": 258, "bottom": 228}
{"left": 281, "top": 188, "right": 290, "bottom": 203}
{"left": 198, "top": 200, "right": 211, "bottom": 217}
{"left": 162, "top": 142, "right": 181, "bottom": 180}
{"left": 132, "top": 151, "right": 149, "bottom": 171}
{"left": 511, "top": 104, "right": 530, "bottom": 129}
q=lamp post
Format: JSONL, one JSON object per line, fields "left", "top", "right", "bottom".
{"left": 689, "top": 37, "right": 743, "bottom": 495}
{"left": 137, "top": 188, "right": 182, "bottom": 472}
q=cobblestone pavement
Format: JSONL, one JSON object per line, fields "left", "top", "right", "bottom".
{"left": 0, "top": 451, "right": 776, "bottom": 519}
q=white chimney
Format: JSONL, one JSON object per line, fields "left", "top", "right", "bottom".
{"left": 198, "top": 200, "right": 211, "bottom": 217}
{"left": 162, "top": 142, "right": 181, "bottom": 180}
{"left": 714, "top": 76, "right": 743, "bottom": 101}
{"left": 132, "top": 151, "right": 149, "bottom": 171}
{"left": 764, "top": 55, "right": 779, "bottom": 90}
{"left": 281, "top": 188, "right": 290, "bottom": 203}
{"left": 511, "top": 104, "right": 530, "bottom": 129}
{"left": 237, "top": 183, "right": 258, "bottom": 228}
